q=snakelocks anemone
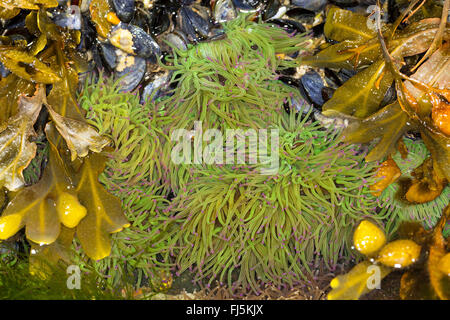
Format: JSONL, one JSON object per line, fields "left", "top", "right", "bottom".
{"left": 155, "top": 111, "right": 385, "bottom": 293}
{"left": 159, "top": 14, "right": 309, "bottom": 193}
{"left": 77, "top": 75, "right": 173, "bottom": 288}
{"left": 72, "top": 14, "right": 443, "bottom": 295}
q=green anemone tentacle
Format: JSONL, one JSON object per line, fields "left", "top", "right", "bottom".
{"left": 155, "top": 111, "right": 383, "bottom": 294}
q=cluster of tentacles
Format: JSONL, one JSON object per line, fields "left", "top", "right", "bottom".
{"left": 74, "top": 14, "right": 444, "bottom": 294}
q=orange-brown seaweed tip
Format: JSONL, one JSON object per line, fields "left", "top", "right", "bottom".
{"left": 369, "top": 158, "right": 401, "bottom": 197}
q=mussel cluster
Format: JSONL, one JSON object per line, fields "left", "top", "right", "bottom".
{"left": 1, "top": 0, "right": 387, "bottom": 109}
